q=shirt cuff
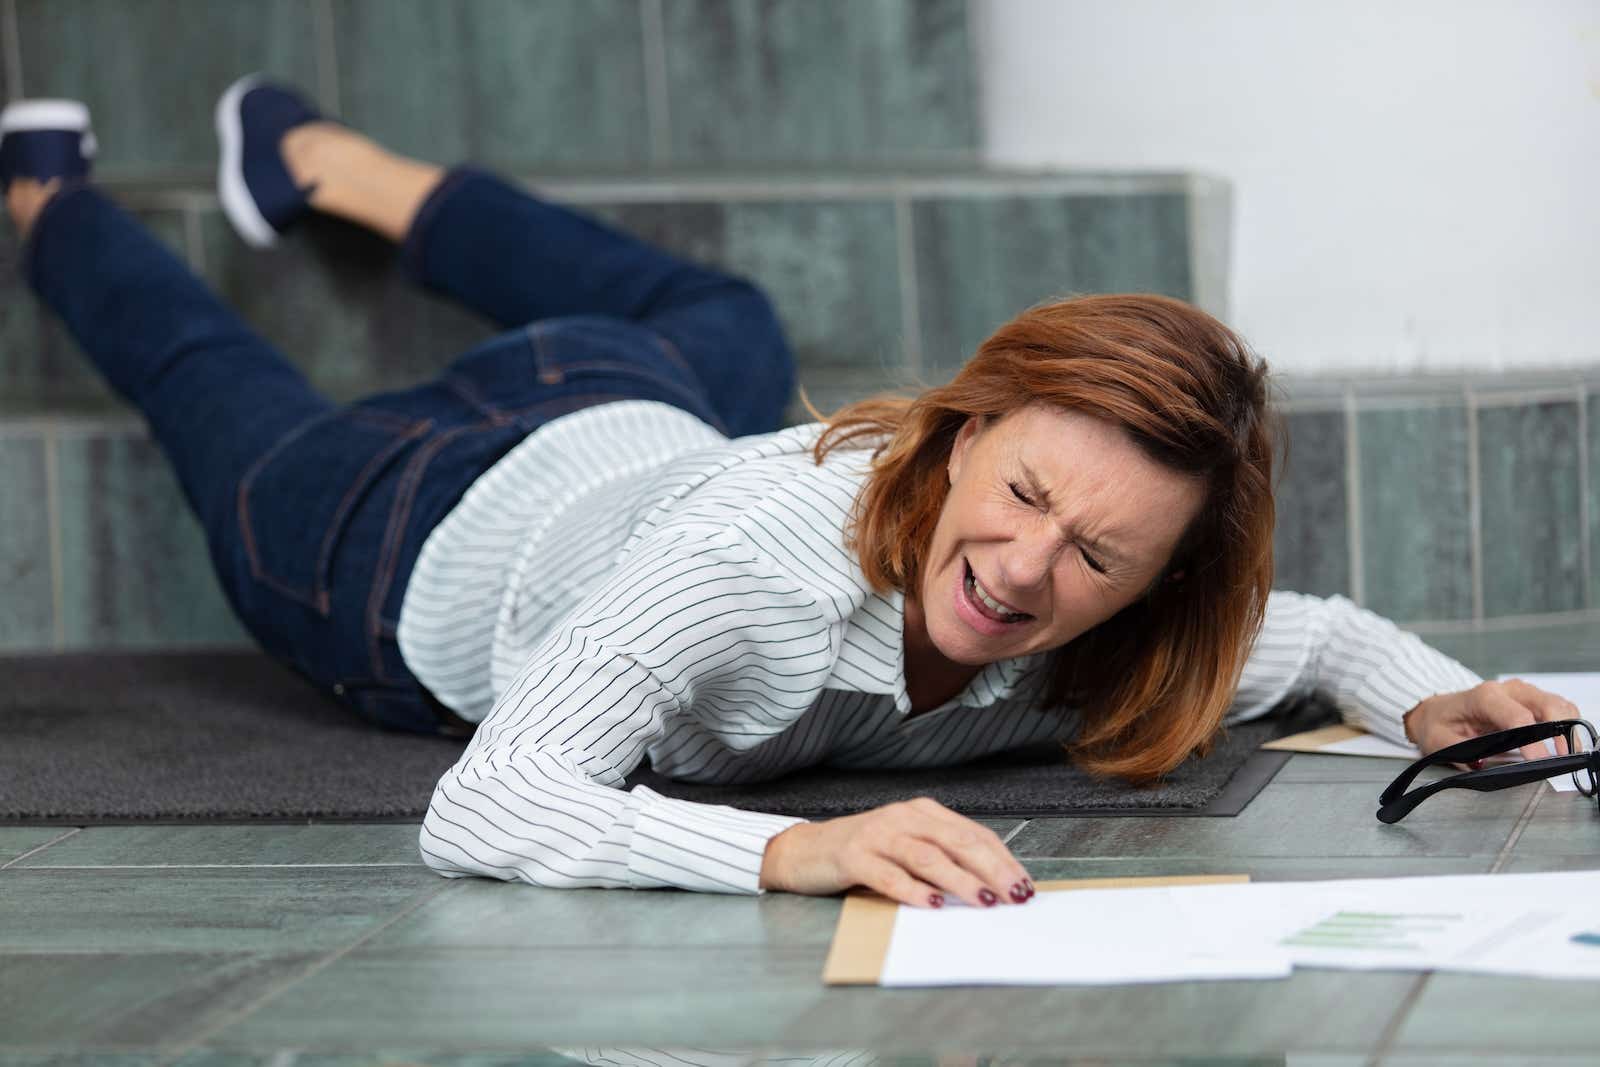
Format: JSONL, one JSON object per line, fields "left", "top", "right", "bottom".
{"left": 627, "top": 785, "right": 809, "bottom": 895}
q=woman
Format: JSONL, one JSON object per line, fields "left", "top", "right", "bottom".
{"left": 3, "top": 78, "right": 1577, "bottom": 912}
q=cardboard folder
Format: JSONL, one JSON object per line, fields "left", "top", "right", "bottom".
{"left": 822, "top": 873, "right": 1251, "bottom": 985}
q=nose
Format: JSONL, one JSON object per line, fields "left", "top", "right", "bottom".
{"left": 995, "top": 530, "right": 1063, "bottom": 595}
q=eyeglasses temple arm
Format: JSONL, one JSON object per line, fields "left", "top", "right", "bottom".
{"left": 1377, "top": 719, "right": 1582, "bottom": 806}
{"left": 1376, "top": 753, "right": 1593, "bottom": 824}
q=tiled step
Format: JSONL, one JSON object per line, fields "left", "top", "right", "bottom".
{"left": 3, "top": 0, "right": 981, "bottom": 176}
{"left": 0, "top": 170, "right": 1227, "bottom": 415}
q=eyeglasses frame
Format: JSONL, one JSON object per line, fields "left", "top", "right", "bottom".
{"left": 1376, "top": 718, "right": 1598, "bottom": 824}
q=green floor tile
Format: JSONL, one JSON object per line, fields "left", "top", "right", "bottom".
{"left": 913, "top": 193, "right": 1192, "bottom": 373}
{"left": 12, "top": 823, "right": 427, "bottom": 868}
{"left": 55, "top": 431, "right": 252, "bottom": 649}
{"left": 1392, "top": 974, "right": 1600, "bottom": 1055}
{"left": 1007, "top": 780, "right": 1526, "bottom": 860}
{"left": 0, "top": 866, "right": 445, "bottom": 952}
{"left": 0, "top": 435, "right": 54, "bottom": 650}
{"left": 15, "top": 0, "right": 319, "bottom": 179}
{"left": 1477, "top": 401, "right": 1583, "bottom": 617}
{"left": 1021, "top": 856, "right": 1492, "bottom": 883}
{"left": 0, "top": 828, "right": 76, "bottom": 867}
{"left": 366, "top": 878, "right": 842, "bottom": 952}
{"left": 0, "top": 950, "right": 319, "bottom": 1048}
{"left": 207, "top": 947, "right": 828, "bottom": 1049}
{"left": 771, "top": 971, "right": 1417, "bottom": 1054}
{"left": 1498, "top": 787, "right": 1600, "bottom": 862}
{"left": 333, "top": 0, "right": 649, "bottom": 172}
{"left": 661, "top": 0, "right": 978, "bottom": 167}
{"left": 1272, "top": 754, "right": 1424, "bottom": 785}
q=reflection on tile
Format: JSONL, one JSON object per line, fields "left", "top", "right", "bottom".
{"left": 196, "top": 211, "right": 497, "bottom": 406}
{"left": 14, "top": 823, "right": 427, "bottom": 868}
{"left": 369, "top": 878, "right": 842, "bottom": 951}
{"left": 1477, "top": 401, "right": 1582, "bottom": 617}
{"left": 0, "top": 204, "right": 186, "bottom": 412}
{"left": 55, "top": 431, "right": 253, "bottom": 648}
{"left": 662, "top": 0, "right": 978, "bottom": 166}
{"left": 588, "top": 199, "right": 906, "bottom": 375}
{"left": 1008, "top": 780, "right": 1523, "bottom": 859}
{"left": 774, "top": 970, "right": 1415, "bottom": 1054}
{"left": 1358, "top": 405, "right": 1472, "bottom": 621}
{"left": 15, "top": 0, "right": 318, "bottom": 177}
{"left": 209, "top": 947, "right": 827, "bottom": 1048}
{"left": 0, "top": 950, "right": 319, "bottom": 1047}
{"left": 1394, "top": 974, "right": 1600, "bottom": 1056}
{"left": 1274, "top": 410, "right": 1350, "bottom": 598}
{"left": 333, "top": 0, "right": 648, "bottom": 171}
{"left": 0, "top": 827, "right": 73, "bottom": 866}
{"left": 0, "top": 434, "right": 54, "bottom": 649}
{"left": 914, "top": 194, "right": 1192, "bottom": 372}
{"left": 0, "top": 866, "right": 442, "bottom": 952}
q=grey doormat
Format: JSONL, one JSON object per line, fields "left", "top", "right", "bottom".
{"left": 0, "top": 649, "right": 1335, "bottom": 824}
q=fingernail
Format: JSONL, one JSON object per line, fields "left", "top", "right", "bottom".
{"left": 979, "top": 888, "right": 998, "bottom": 907}
{"left": 929, "top": 892, "right": 944, "bottom": 908}
{"left": 1009, "top": 882, "right": 1028, "bottom": 903}
{"left": 1023, "top": 878, "right": 1035, "bottom": 894}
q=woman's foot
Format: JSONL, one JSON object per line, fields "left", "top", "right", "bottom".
{"left": 6, "top": 176, "right": 63, "bottom": 241}
{"left": 217, "top": 73, "right": 443, "bottom": 248}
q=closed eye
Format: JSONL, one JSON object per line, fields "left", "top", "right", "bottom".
{"left": 1009, "top": 481, "right": 1107, "bottom": 575}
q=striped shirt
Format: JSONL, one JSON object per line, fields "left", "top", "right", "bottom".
{"left": 397, "top": 399, "right": 1483, "bottom": 895}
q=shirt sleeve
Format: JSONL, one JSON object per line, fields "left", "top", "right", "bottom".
{"left": 1224, "top": 590, "right": 1484, "bottom": 749}
{"left": 419, "top": 524, "right": 833, "bottom": 894}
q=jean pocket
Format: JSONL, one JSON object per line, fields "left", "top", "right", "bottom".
{"left": 522, "top": 316, "right": 723, "bottom": 429}
{"left": 238, "top": 404, "right": 434, "bottom": 617}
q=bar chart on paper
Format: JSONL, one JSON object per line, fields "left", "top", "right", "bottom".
{"left": 1279, "top": 909, "right": 1467, "bottom": 952}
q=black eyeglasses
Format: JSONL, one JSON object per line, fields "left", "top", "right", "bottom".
{"left": 1376, "top": 718, "right": 1598, "bottom": 823}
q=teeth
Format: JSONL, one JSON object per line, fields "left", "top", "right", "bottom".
{"left": 968, "top": 568, "right": 1026, "bottom": 621}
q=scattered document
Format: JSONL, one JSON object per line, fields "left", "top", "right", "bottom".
{"left": 877, "top": 870, "right": 1600, "bottom": 986}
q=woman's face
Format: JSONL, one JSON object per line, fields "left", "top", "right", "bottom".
{"left": 914, "top": 403, "right": 1207, "bottom": 667}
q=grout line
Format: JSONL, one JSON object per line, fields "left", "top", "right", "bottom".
{"left": 1344, "top": 388, "right": 1365, "bottom": 607}
{"left": 0, "top": 827, "right": 82, "bottom": 869}
{"left": 312, "top": 0, "right": 341, "bottom": 119}
{"left": 1466, "top": 387, "right": 1484, "bottom": 622}
{"left": 1580, "top": 385, "right": 1591, "bottom": 612}
{"left": 1488, "top": 783, "right": 1546, "bottom": 874}
{"left": 160, "top": 878, "right": 461, "bottom": 1061}
{"left": 639, "top": 0, "right": 671, "bottom": 166}
{"left": 183, "top": 203, "right": 206, "bottom": 276}
{"left": 1, "top": 0, "right": 22, "bottom": 100}
{"left": 894, "top": 195, "right": 924, "bottom": 376}
{"left": 45, "top": 422, "right": 63, "bottom": 649}
{"left": 1001, "top": 820, "right": 1028, "bottom": 846}
{"left": 1365, "top": 971, "right": 1432, "bottom": 1066}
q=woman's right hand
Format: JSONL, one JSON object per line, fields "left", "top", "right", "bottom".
{"left": 758, "top": 797, "right": 1035, "bottom": 908}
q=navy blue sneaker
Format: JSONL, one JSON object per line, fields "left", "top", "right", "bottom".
{"left": 216, "top": 73, "right": 338, "bottom": 248}
{"left": 0, "top": 99, "right": 96, "bottom": 196}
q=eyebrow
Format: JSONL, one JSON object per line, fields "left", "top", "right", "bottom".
{"left": 1017, "top": 460, "right": 1129, "bottom": 566}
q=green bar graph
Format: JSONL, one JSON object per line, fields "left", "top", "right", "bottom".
{"left": 1279, "top": 910, "right": 1466, "bottom": 952}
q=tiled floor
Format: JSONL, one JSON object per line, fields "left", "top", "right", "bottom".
{"left": 4, "top": 624, "right": 1600, "bottom": 1063}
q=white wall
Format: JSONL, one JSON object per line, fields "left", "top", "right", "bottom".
{"left": 973, "top": 0, "right": 1600, "bottom": 375}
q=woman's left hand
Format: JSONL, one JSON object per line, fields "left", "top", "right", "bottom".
{"left": 1404, "top": 679, "right": 1583, "bottom": 768}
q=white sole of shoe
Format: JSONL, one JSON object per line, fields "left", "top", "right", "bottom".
{"left": 215, "top": 74, "right": 279, "bottom": 249}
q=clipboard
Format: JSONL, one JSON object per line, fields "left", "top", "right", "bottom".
{"left": 1260, "top": 724, "right": 1370, "bottom": 753}
{"left": 822, "top": 873, "right": 1252, "bottom": 985}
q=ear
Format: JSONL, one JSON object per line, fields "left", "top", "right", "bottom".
{"left": 948, "top": 415, "right": 983, "bottom": 485}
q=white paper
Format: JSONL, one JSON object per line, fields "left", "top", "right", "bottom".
{"left": 878, "top": 870, "right": 1600, "bottom": 986}
{"left": 879, "top": 883, "right": 1291, "bottom": 986}
{"left": 1495, "top": 672, "right": 1600, "bottom": 793}
{"left": 1318, "top": 733, "right": 1418, "bottom": 758}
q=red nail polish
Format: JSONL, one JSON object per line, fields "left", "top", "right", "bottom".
{"left": 929, "top": 892, "right": 944, "bottom": 908}
{"left": 1009, "top": 883, "right": 1027, "bottom": 903}
{"left": 979, "top": 888, "right": 998, "bottom": 907}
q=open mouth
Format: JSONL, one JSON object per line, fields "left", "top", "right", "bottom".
{"left": 962, "top": 559, "right": 1032, "bottom": 625}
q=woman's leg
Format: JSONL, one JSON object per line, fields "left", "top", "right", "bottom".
{"left": 16, "top": 176, "right": 334, "bottom": 593}
{"left": 284, "top": 124, "right": 796, "bottom": 437}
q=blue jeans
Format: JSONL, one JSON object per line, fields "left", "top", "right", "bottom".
{"left": 21, "top": 165, "right": 796, "bottom": 737}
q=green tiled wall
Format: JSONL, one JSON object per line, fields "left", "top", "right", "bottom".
{"left": 1273, "top": 409, "right": 1349, "bottom": 600}
{"left": 1477, "top": 400, "right": 1583, "bottom": 617}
